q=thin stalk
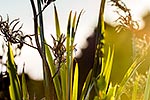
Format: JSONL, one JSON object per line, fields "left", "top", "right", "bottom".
{"left": 30, "top": 0, "right": 54, "bottom": 99}
{"left": 37, "top": 0, "right": 55, "bottom": 100}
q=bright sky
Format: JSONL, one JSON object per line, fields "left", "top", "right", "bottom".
{"left": 0, "top": 0, "right": 150, "bottom": 80}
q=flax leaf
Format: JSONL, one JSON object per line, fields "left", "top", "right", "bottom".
{"left": 72, "top": 63, "right": 79, "bottom": 100}
{"left": 7, "top": 42, "right": 21, "bottom": 100}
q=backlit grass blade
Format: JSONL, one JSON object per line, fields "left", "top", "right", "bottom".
{"left": 66, "top": 10, "right": 83, "bottom": 100}
{"left": 54, "top": 4, "right": 61, "bottom": 38}
{"left": 69, "top": 11, "right": 83, "bottom": 99}
{"left": 144, "top": 68, "right": 150, "bottom": 100}
{"left": 116, "top": 57, "right": 144, "bottom": 98}
{"left": 72, "top": 63, "right": 79, "bottom": 100}
{"left": 7, "top": 42, "right": 21, "bottom": 100}
{"left": 80, "top": 69, "right": 92, "bottom": 100}
{"left": 106, "top": 83, "right": 117, "bottom": 100}
{"left": 103, "top": 46, "right": 114, "bottom": 91}
{"left": 45, "top": 43, "right": 62, "bottom": 100}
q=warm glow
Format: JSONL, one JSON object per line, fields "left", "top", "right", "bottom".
{"left": 0, "top": 0, "right": 150, "bottom": 79}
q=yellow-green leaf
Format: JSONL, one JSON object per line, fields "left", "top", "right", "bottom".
{"left": 103, "top": 46, "right": 114, "bottom": 91}
{"left": 106, "top": 83, "right": 117, "bottom": 100}
{"left": 45, "top": 42, "right": 62, "bottom": 100}
{"left": 22, "top": 67, "right": 29, "bottom": 100}
{"left": 71, "top": 12, "right": 76, "bottom": 38}
{"left": 7, "top": 42, "right": 21, "bottom": 100}
{"left": 60, "top": 63, "right": 68, "bottom": 100}
{"left": 54, "top": 4, "right": 61, "bottom": 39}
{"left": 97, "top": 75, "right": 106, "bottom": 91}
{"left": 116, "top": 57, "right": 144, "bottom": 98}
{"left": 72, "top": 63, "right": 79, "bottom": 100}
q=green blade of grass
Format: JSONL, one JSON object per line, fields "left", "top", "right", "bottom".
{"left": 53, "top": 5, "right": 67, "bottom": 99}
{"left": 106, "top": 83, "right": 117, "bottom": 100}
{"left": 103, "top": 46, "right": 114, "bottom": 92}
{"left": 69, "top": 12, "right": 82, "bottom": 99}
{"left": 72, "top": 63, "right": 79, "bottom": 100}
{"left": 45, "top": 43, "right": 62, "bottom": 100}
{"left": 69, "top": 58, "right": 74, "bottom": 100}
{"left": 71, "top": 10, "right": 83, "bottom": 43}
{"left": 71, "top": 12, "right": 76, "bottom": 38}
{"left": 22, "top": 67, "right": 29, "bottom": 100}
{"left": 116, "top": 57, "right": 144, "bottom": 98}
{"left": 144, "top": 68, "right": 150, "bottom": 100}
{"left": 54, "top": 4, "right": 61, "bottom": 38}
{"left": 95, "top": 46, "right": 114, "bottom": 98}
{"left": 66, "top": 11, "right": 72, "bottom": 100}
{"left": 74, "top": 10, "right": 84, "bottom": 34}
{"left": 66, "top": 11, "right": 72, "bottom": 69}
{"left": 60, "top": 63, "right": 67, "bottom": 100}
{"left": 7, "top": 42, "right": 21, "bottom": 100}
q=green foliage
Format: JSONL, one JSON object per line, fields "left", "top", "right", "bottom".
{"left": 54, "top": 4, "right": 61, "bottom": 38}
{"left": 45, "top": 41, "right": 62, "bottom": 100}
{"left": 22, "top": 67, "right": 29, "bottom": 100}
{"left": 7, "top": 42, "right": 22, "bottom": 100}
{"left": 7, "top": 42, "right": 29, "bottom": 100}
{"left": 2, "top": 0, "right": 150, "bottom": 100}
{"left": 94, "top": 47, "right": 115, "bottom": 100}
{"left": 72, "top": 63, "right": 79, "bottom": 100}
{"left": 44, "top": 4, "right": 84, "bottom": 100}
{"left": 116, "top": 57, "right": 145, "bottom": 99}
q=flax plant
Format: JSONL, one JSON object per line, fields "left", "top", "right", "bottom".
{"left": 1, "top": 0, "right": 150, "bottom": 100}
{"left": 30, "top": 0, "right": 142, "bottom": 100}
{"left": 30, "top": 0, "right": 84, "bottom": 100}
{"left": 45, "top": 5, "right": 84, "bottom": 100}
{"left": 30, "top": 0, "right": 116, "bottom": 100}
